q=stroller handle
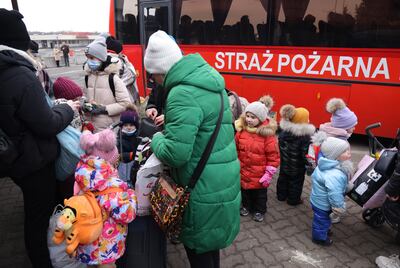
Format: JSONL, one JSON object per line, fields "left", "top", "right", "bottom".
{"left": 365, "top": 123, "right": 381, "bottom": 138}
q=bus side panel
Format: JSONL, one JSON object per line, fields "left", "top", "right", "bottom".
{"left": 241, "top": 77, "right": 351, "bottom": 128}
{"left": 121, "top": 45, "right": 146, "bottom": 97}
{"left": 350, "top": 84, "right": 400, "bottom": 138}
{"left": 222, "top": 74, "right": 244, "bottom": 96}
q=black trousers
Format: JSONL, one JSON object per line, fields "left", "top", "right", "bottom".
{"left": 241, "top": 188, "right": 268, "bottom": 214}
{"left": 184, "top": 246, "right": 220, "bottom": 268}
{"left": 12, "top": 163, "right": 56, "bottom": 268}
{"left": 276, "top": 170, "right": 306, "bottom": 204}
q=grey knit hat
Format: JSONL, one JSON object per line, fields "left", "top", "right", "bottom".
{"left": 245, "top": 101, "right": 269, "bottom": 122}
{"left": 85, "top": 40, "right": 107, "bottom": 62}
{"left": 320, "top": 137, "right": 350, "bottom": 160}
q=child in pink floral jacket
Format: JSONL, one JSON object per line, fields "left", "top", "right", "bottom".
{"left": 75, "top": 129, "right": 137, "bottom": 267}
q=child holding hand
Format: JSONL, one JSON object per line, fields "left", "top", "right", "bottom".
{"left": 235, "top": 99, "right": 280, "bottom": 222}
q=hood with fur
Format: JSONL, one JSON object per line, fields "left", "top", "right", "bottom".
{"left": 235, "top": 114, "right": 277, "bottom": 137}
{"left": 279, "top": 119, "right": 315, "bottom": 137}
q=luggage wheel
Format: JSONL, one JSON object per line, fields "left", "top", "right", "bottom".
{"left": 362, "top": 208, "right": 385, "bottom": 228}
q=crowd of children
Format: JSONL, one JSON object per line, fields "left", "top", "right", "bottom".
{"left": 233, "top": 93, "right": 361, "bottom": 249}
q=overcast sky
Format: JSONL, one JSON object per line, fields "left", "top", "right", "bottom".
{"left": 0, "top": 0, "right": 109, "bottom": 32}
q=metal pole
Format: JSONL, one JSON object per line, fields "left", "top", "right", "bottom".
{"left": 11, "top": 0, "right": 19, "bottom": 11}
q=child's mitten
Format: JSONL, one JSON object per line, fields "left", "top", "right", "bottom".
{"left": 332, "top": 207, "right": 346, "bottom": 216}
{"left": 259, "top": 166, "right": 277, "bottom": 188}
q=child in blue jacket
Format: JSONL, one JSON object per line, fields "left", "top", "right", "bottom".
{"left": 310, "top": 137, "right": 354, "bottom": 246}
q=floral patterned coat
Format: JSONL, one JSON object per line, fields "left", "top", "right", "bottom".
{"left": 74, "top": 155, "right": 137, "bottom": 265}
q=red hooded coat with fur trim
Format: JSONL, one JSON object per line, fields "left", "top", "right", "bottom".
{"left": 235, "top": 116, "right": 280, "bottom": 189}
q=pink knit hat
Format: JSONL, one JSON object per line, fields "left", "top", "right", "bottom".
{"left": 53, "top": 77, "right": 83, "bottom": 100}
{"left": 80, "top": 129, "right": 119, "bottom": 165}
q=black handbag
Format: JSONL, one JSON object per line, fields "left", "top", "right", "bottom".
{"left": 138, "top": 117, "right": 162, "bottom": 139}
{"left": 0, "top": 128, "right": 18, "bottom": 165}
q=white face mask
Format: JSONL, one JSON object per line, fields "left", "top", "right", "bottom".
{"left": 122, "top": 129, "right": 137, "bottom": 136}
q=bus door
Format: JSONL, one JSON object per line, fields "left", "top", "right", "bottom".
{"left": 139, "top": 1, "right": 172, "bottom": 46}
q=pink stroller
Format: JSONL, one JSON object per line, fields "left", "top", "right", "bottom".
{"left": 347, "top": 123, "right": 399, "bottom": 227}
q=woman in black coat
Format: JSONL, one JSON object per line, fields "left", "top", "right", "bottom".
{"left": 0, "top": 9, "right": 77, "bottom": 268}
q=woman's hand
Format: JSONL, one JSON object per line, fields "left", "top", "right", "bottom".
{"left": 66, "top": 100, "right": 80, "bottom": 113}
{"left": 154, "top": 114, "right": 165, "bottom": 126}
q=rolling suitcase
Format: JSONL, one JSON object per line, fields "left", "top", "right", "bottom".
{"left": 117, "top": 216, "right": 166, "bottom": 268}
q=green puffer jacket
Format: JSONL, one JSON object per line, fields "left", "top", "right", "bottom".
{"left": 151, "top": 53, "right": 241, "bottom": 253}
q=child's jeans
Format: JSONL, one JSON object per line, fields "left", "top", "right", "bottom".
{"left": 311, "top": 204, "right": 331, "bottom": 241}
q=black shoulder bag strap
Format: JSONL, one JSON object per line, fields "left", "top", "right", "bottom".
{"left": 187, "top": 92, "right": 224, "bottom": 190}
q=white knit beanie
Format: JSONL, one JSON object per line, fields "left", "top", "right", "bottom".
{"left": 245, "top": 101, "right": 269, "bottom": 122}
{"left": 144, "top": 30, "right": 182, "bottom": 74}
{"left": 320, "top": 137, "right": 350, "bottom": 160}
{"left": 85, "top": 39, "right": 107, "bottom": 62}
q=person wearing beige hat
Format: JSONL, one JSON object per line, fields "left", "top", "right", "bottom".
{"left": 277, "top": 104, "right": 316, "bottom": 206}
{"left": 144, "top": 30, "right": 240, "bottom": 267}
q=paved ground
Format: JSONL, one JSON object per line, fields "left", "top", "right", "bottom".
{"left": 0, "top": 64, "right": 398, "bottom": 268}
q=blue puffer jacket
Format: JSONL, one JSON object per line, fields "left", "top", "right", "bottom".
{"left": 310, "top": 157, "right": 347, "bottom": 211}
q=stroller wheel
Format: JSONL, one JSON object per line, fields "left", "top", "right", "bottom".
{"left": 363, "top": 208, "right": 385, "bottom": 228}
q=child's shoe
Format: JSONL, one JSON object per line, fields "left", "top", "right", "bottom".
{"left": 330, "top": 213, "right": 341, "bottom": 224}
{"left": 312, "top": 238, "right": 333, "bottom": 246}
{"left": 240, "top": 207, "right": 249, "bottom": 216}
{"left": 375, "top": 255, "right": 400, "bottom": 268}
{"left": 253, "top": 212, "right": 264, "bottom": 222}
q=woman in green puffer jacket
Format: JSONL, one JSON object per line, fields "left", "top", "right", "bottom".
{"left": 144, "top": 30, "right": 240, "bottom": 267}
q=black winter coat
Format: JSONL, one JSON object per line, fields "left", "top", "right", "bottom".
{"left": 385, "top": 151, "right": 400, "bottom": 197}
{"left": 0, "top": 48, "right": 73, "bottom": 179}
{"left": 278, "top": 120, "right": 315, "bottom": 176}
{"left": 117, "top": 131, "right": 141, "bottom": 162}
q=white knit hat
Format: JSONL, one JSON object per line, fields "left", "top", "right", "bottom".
{"left": 144, "top": 30, "right": 182, "bottom": 74}
{"left": 245, "top": 101, "right": 269, "bottom": 122}
{"left": 85, "top": 39, "right": 107, "bottom": 62}
{"left": 320, "top": 137, "right": 350, "bottom": 160}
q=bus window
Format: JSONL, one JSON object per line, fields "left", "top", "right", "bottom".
{"left": 141, "top": 5, "right": 170, "bottom": 45}
{"left": 115, "top": 0, "right": 139, "bottom": 44}
{"left": 176, "top": 0, "right": 269, "bottom": 46}
{"left": 271, "top": 0, "right": 400, "bottom": 48}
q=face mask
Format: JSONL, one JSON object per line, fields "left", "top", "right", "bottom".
{"left": 87, "top": 59, "right": 101, "bottom": 71}
{"left": 122, "top": 129, "right": 137, "bottom": 136}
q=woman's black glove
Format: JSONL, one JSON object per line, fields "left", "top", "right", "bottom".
{"left": 90, "top": 105, "right": 108, "bottom": 115}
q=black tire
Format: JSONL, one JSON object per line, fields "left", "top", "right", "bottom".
{"left": 363, "top": 208, "right": 385, "bottom": 228}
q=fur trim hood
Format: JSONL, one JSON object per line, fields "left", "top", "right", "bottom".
{"left": 279, "top": 119, "right": 315, "bottom": 136}
{"left": 326, "top": 98, "right": 346, "bottom": 114}
{"left": 235, "top": 114, "right": 277, "bottom": 137}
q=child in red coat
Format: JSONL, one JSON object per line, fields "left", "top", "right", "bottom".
{"left": 235, "top": 99, "right": 280, "bottom": 222}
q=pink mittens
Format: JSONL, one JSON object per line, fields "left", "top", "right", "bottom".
{"left": 259, "top": 166, "right": 277, "bottom": 188}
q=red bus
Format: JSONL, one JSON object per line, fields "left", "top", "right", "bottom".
{"left": 109, "top": 0, "right": 400, "bottom": 138}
